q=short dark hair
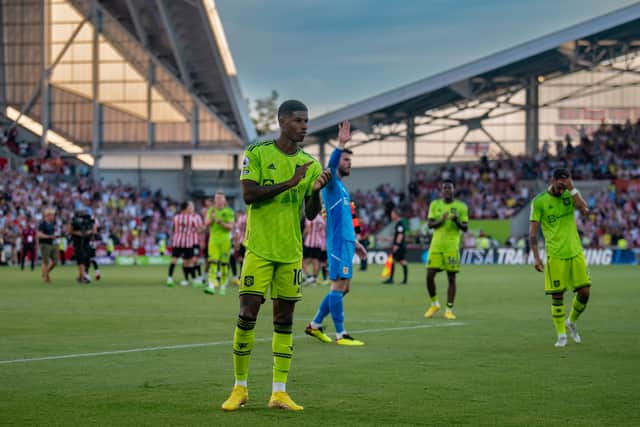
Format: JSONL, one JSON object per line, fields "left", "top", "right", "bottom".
{"left": 180, "top": 201, "right": 189, "bottom": 211}
{"left": 441, "top": 178, "right": 455, "bottom": 186}
{"left": 343, "top": 148, "right": 353, "bottom": 155}
{"left": 552, "top": 168, "right": 571, "bottom": 180}
{"left": 277, "top": 100, "right": 308, "bottom": 118}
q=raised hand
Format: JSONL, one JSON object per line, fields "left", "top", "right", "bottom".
{"left": 560, "top": 177, "right": 574, "bottom": 190}
{"left": 338, "top": 120, "right": 351, "bottom": 145}
{"left": 312, "top": 168, "right": 332, "bottom": 192}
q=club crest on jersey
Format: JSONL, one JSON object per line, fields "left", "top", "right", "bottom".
{"left": 562, "top": 197, "right": 571, "bottom": 206}
{"left": 244, "top": 276, "right": 254, "bottom": 287}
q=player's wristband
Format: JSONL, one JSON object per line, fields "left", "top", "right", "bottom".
{"left": 570, "top": 188, "right": 579, "bottom": 196}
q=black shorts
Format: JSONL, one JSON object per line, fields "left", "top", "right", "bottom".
{"left": 74, "top": 244, "right": 91, "bottom": 264}
{"left": 303, "top": 246, "right": 323, "bottom": 260}
{"left": 22, "top": 244, "right": 36, "bottom": 255}
{"left": 237, "top": 245, "right": 246, "bottom": 259}
{"left": 393, "top": 246, "right": 407, "bottom": 262}
{"left": 321, "top": 250, "right": 327, "bottom": 262}
{"left": 172, "top": 246, "right": 194, "bottom": 259}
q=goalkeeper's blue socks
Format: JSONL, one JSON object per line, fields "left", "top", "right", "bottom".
{"left": 312, "top": 292, "right": 332, "bottom": 326}
{"left": 328, "top": 290, "right": 345, "bottom": 335}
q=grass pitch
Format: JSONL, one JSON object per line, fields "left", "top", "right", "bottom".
{"left": 1, "top": 263, "right": 639, "bottom": 426}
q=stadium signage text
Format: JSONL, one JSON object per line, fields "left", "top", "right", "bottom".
{"left": 459, "top": 248, "right": 614, "bottom": 265}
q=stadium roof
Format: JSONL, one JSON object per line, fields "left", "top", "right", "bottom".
{"left": 2, "top": 0, "right": 257, "bottom": 163}
{"left": 84, "top": 0, "right": 256, "bottom": 143}
{"left": 299, "top": 3, "right": 640, "bottom": 143}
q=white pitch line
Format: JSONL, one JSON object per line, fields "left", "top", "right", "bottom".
{"left": 0, "top": 322, "right": 465, "bottom": 365}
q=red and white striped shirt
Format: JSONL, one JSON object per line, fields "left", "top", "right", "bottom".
{"left": 172, "top": 212, "right": 203, "bottom": 248}
{"left": 234, "top": 212, "right": 247, "bottom": 246}
{"left": 304, "top": 215, "right": 326, "bottom": 250}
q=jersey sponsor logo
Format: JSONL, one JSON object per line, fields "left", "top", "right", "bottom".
{"left": 242, "top": 169, "right": 250, "bottom": 175}
{"left": 244, "top": 275, "right": 254, "bottom": 287}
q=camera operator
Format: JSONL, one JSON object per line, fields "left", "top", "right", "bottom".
{"left": 71, "top": 210, "right": 94, "bottom": 284}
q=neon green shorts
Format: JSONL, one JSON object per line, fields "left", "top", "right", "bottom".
{"left": 544, "top": 252, "right": 591, "bottom": 294}
{"left": 208, "top": 238, "right": 231, "bottom": 263}
{"left": 239, "top": 250, "right": 303, "bottom": 302}
{"left": 426, "top": 251, "right": 460, "bottom": 272}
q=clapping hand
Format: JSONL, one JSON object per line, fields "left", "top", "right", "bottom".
{"left": 312, "top": 168, "right": 332, "bottom": 192}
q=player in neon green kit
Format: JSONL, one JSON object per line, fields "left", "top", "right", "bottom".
{"left": 424, "top": 179, "right": 468, "bottom": 320}
{"left": 529, "top": 168, "right": 591, "bottom": 348}
{"left": 221, "top": 100, "right": 331, "bottom": 412}
{"left": 204, "top": 191, "right": 235, "bottom": 295}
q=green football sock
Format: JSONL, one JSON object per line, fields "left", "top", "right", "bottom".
{"left": 208, "top": 262, "right": 219, "bottom": 286}
{"left": 551, "top": 300, "right": 566, "bottom": 335}
{"left": 569, "top": 294, "right": 587, "bottom": 323}
{"left": 430, "top": 295, "right": 438, "bottom": 304}
{"left": 233, "top": 316, "right": 256, "bottom": 382}
{"left": 220, "top": 263, "right": 229, "bottom": 286}
{"left": 272, "top": 323, "right": 293, "bottom": 384}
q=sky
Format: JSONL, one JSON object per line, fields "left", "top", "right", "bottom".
{"left": 216, "top": 0, "right": 638, "bottom": 118}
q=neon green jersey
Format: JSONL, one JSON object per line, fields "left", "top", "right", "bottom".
{"left": 207, "top": 206, "right": 235, "bottom": 243}
{"left": 240, "top": 140, "right": 322, "bottom": 263}
{"left": 428, "top": 199, "right": 469, "bottom": 252}
{"left": 529, "top": 190, "right": 583, "bottom": 259}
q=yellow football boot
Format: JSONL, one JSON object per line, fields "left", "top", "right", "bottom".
{"left": 304, "top": 324, "right": 332, "bottom": 343}
{"left": 268, "top": 392, "right": 303, "bottom": 411}
{"left": 424, "top": 304, "right": 441, "bottom": 318}
{"left": 221, "top": 385, "right": 248, "bottom": 411}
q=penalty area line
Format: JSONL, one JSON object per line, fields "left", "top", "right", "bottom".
{"left": 0, "top": 322, "right": 465, "bottom": 365}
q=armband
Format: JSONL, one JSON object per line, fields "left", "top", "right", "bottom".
{"left": 570, "top": 188, "right": 579, "bottom": 196}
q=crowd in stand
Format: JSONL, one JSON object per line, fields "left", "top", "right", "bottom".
{"left": 352, "top": 119, "right": 640, "bottom": 248}
{"left": 0, "top": 169, "right": 182, "bottom": 264}
{"left": 1, "top": 119, "right": 639, "bottom": 265}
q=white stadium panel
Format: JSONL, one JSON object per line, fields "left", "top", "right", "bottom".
{"left": 192, "top": 155, "right": 234, "bottom": 170}
{"left": 99, "top": 155, "right": 183, "bottom": 170}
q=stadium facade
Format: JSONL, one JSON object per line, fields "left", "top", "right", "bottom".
{"left": 2, "top": 2, "right": 640, "bottom": 198}
{"left": 0, "top": 0, "right": 255, "bottom": 199}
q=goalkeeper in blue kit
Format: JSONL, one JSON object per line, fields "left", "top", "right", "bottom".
{"left": 305, "top": 120, "right": 367, "bottom": 346}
